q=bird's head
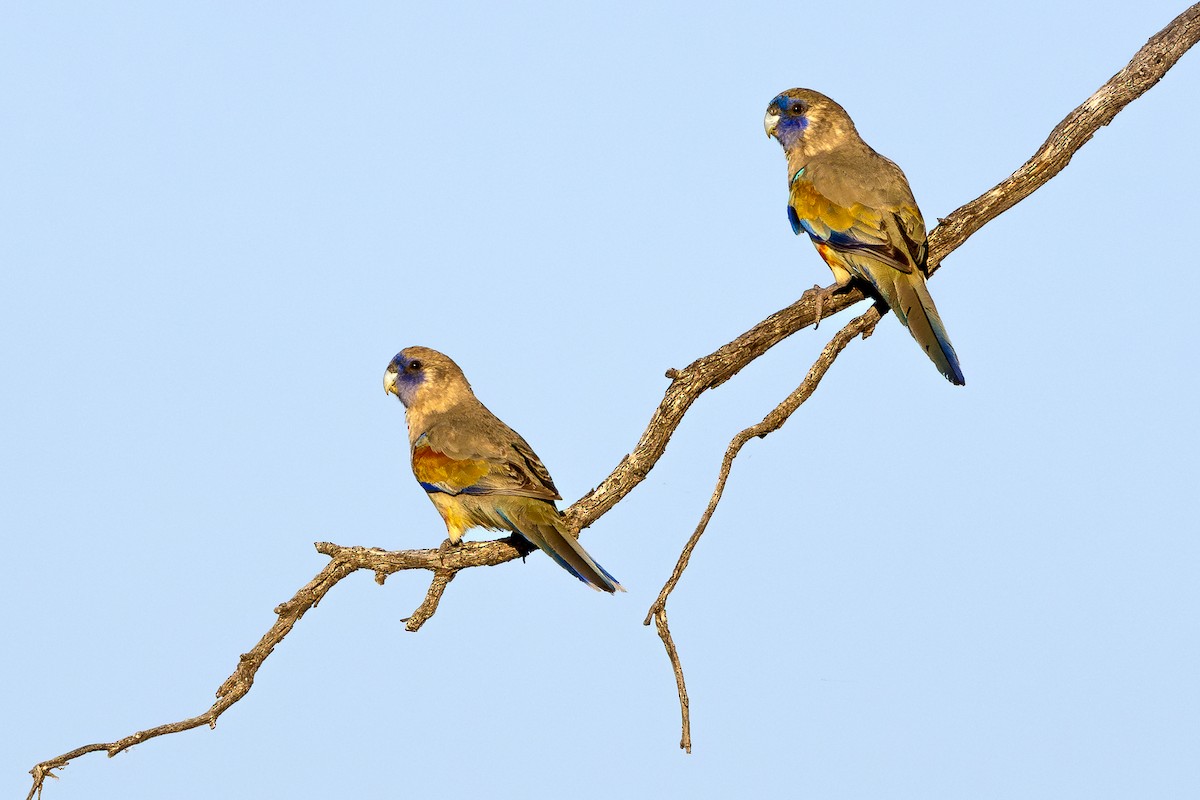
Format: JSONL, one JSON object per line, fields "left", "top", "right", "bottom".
{"left": 383, "top": 346, "right": 471, "bottom": 410}
{"left": 764, "top": 88, "right": 853, "bottom": 156}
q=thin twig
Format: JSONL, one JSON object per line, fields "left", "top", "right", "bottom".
{"left": 26, "top": 6, "right": 1200, "bottom": 795}
{"left": 647, "top": 306, "right": 882, "bottom": 623}
{"left": 650, "top": 606, "right": 691, "bottom": 752}
{"left": 403, "top": 569, "right": 458, "bottom": 632}
{"left": 645, "top": 307, "right": 881, "bottom": 750}
{"left": 26, "top": 555, "right": 358, "bottom": 800}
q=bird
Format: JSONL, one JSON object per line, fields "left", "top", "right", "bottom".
{"left": 383, "top": 346, "right": 623, "bottom": 593}
{"left": 764, "top": 88, "right": 965, "bottom": 386}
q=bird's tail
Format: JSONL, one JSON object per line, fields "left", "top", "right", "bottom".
{"left": 497, "top": 501, "right": 624, "bottom": 593}
{"left": 886, "top": 271, "right": 965, "bottom": 386}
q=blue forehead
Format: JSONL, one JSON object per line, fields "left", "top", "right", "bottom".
{"left": 772, "top": 94, "right": 806, "bottom": 114}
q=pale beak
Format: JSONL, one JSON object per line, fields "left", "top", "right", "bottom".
{"left": 763, "top": 111, "right": 780, "bottom": 138}
{"left": 383, "top": 367, "right": 400, "bottom": 397}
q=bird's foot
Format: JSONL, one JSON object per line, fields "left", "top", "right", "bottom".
{"left": 437, "top": 537, "right": 459, "bottom": 565}
{"left": 810, "top": 283, "right": 832, "bottom": 329}
{"left": 810, "top": 282, "right": 853, "bottom": 329}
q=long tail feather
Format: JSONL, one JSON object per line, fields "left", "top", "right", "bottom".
{"left": 498, "top": 505, "right": 624, "bottom": 593}
{"left": 881, "top": 270, "right": 965, "bottom": 386}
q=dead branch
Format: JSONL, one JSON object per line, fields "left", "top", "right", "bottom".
{"left": 27, "top": 4, "right": 1200, "bottom": 796}
{"left": 639, "top": 2, "right": 1200, "bottom": 752}
{"left": 645, "top": 305, "right": 882, "bottom": 752}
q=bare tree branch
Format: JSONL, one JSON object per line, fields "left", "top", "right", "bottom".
{"left": 25, "top": 554, "right": 357, "bottom": 800}
{"left": 650, "top": 605, "right": 691, "bottom": 752}
{"left": 928, "top": 2, "right": 1200, "bottom": 269}
{"left": 636, "top": 2, "right": 1200, "bottom": 752}
{"left": 27, "top": 5, "right": 1200, "bottom": 795}
{"left": 403, "top": 569, "right": 459, "bottom": 632}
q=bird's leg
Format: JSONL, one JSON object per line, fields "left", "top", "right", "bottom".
{"left": 810, "top": 283, "right": 830, "bottom": 329}
{"left": 810, "top": 283, "right": 843, "bottom": 329}
{"left": 810, "top": 278, "right": 855, "bottom": 330}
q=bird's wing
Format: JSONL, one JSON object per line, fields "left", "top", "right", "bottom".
{"left": 794, "top": 161, "right": 962, "bottom": 383}
{"left": 411, "top": 430, "right": 561, "bottom": 501}
{"left": 788, "top": 176, "right": 921, "bottom": 275}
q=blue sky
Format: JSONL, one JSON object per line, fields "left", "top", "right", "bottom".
{"left": 4, "top": 2, "right": 1198, "bottom": 798}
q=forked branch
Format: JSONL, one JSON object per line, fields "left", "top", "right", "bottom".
{"left": 647, "top": 304, "right": 883, "bottom": 752}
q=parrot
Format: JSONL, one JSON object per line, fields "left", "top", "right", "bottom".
{"left": 765, "top": 87, "right": 965, "bottom": 385}
{"left": 384, "top": 346, "right": 623, "bottom": 592}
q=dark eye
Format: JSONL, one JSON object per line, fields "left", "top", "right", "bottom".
{"left": 407, "top": 360, "right": 422, "bottom": 372}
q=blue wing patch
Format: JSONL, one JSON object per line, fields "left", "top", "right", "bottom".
{"left": 419, "top": 481, "right": 495, "bottom": 497}
{"left": 787, "top": 205, "right": 803, "bottom": 235}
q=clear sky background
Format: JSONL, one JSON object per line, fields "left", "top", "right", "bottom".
{"left": 4, "top": 2, "right": 1198, "bottom": 798}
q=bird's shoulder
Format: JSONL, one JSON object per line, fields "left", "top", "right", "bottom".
{"left": 416, "top": 408, "right": 511, "bottom": 462}
{"left": 806, "top": 144, "right": 918, "bottom": 213}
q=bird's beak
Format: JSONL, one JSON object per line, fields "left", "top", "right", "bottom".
{"left": 763, "top": 111, "right": 780, "bottom": 139}
{"left": 383, "top": 366, "right": 400, "bottom": 397}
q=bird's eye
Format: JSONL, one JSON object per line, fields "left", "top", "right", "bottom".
{"left": 407, "top": 360, "right": 422, "bottom": 372}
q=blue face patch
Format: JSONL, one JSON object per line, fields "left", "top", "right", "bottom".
{"left": 772, "top": 108, "right": 808, "bottom": 150}
{"left": 772, "top": 95, "right": 811, "bottom": 151}
{"left": 387, "top": 354, "right": 427, "bottom": 407}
